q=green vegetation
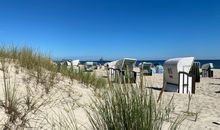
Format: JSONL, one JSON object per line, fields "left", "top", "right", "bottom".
{"left": 0, "top": 58, "right": 49, "bottom": 129}
{"left": 0, "top": 45, "right": 54, "bottom": 71}
{"left": 0, "top": 45, "right": 107, "bottom": 91}
{"left": 87, "top": 83, "right": 184, "bottom": 130}
{"left": 59, "top": 63, "right": 107, "bottom": 90}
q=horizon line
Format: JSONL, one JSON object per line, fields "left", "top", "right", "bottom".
{"left": 52, "top": 57, "right": 220, "bottom": 61}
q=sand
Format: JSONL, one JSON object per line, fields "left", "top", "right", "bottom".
{"left": 0, "top": 62, "right": 220, "bottom": 130}
{"left": 97, "top": 68, "right": 220, "bottom": 130}
{"left": 142, "top": 69, "right": 220, "bottom": 130}
{"left": 0, "top": 62, "right": 94, "bottom": 129}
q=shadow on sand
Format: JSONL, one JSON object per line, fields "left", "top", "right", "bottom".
{"left": 213, "top": 122, "right": 220, "bottom": 125}
{"left": 215, "top": 91, "right": 220, "bottom": 93}
{"left": 146, "top": 87, "right": 162, "bottom": 91}
{"left": 212, "top": 78, "right": 220, "bottom": 79}
{"left": 209, "top": 83, "right": 220, "bottom": 86}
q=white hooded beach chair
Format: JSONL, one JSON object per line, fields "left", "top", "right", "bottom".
{"left": 163, "top": 57, "right": 196, "bottom": 94}
{"left": 202, "top": 63, "right": 214, "bottom": 77}
{"left": 106, "top": 60, "right": 118, "bottom": 81}
{"left": 139, "top": 62, "right": 153, "bottom": 76}
{"left": 114, "top": 58, "right": 137, "bottom": 83}
{"left": 71, "top": 60, "right": 80, "bottom": 66}
{"left": 60, "top": 60, "right": 72, "bottom": 69}
{"left": 71, "top": 60, "right": 80, "bottom": 70}
{"left": 85, "top": 62, "right": 94, "bottom": 72}
{"left": 84, "top": 62, "right": 98, "bottom": 72}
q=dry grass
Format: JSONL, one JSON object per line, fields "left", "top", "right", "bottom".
{"left": 87, "top": 83, "right": 185, "bottom": 130}
{"left": 0, "top": 58, "right": 50, "bottom": 129}
{"left": 0, "top": 45, "right": 107, "bottom": 93}
{"left": 59, "top": 65, "right": 107, "bottom": 91}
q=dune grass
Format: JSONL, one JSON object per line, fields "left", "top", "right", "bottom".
{"left": 87, "top": 82, "right": 185, "bottom": 130}
{"left": 0, "top": 45, "right": 107, "bottom": 91}
{"left": 0, "top": 58, "right": 50, "bottom": 129}
{"left": 59, "top": 64, "right": 107, "bottom": 90}
{"left": 86, "top": 68, "right": 187, "bottom": 130}
{"left": 0, "top": 45, "right": 54, "bottom": 71}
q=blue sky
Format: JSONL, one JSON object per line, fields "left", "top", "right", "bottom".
{"left": 0, "top": 0, "right": 219, "bottom": 60}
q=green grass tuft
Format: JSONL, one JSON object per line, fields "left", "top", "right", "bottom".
{"left": 87, "top": 83, "right": 184, "bottom": 130}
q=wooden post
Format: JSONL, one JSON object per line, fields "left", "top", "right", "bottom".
{"left": 140, "top": 66, "right": 143, "bottom": 92}
{"left": 157, "top": 73, "right": 165, "bottom": 102}
{"left": 192, "top": 75, "right": 196, "bottom": 94}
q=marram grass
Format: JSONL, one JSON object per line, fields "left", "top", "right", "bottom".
{"left": 87, "top": 83, "right": 185, "bottom": 130}
{"left": 0, "top": 44, "right": 107, "bottom": 90}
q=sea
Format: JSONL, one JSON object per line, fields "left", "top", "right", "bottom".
{"left": 80, "top": 60, "right": 220, "bottom": 69}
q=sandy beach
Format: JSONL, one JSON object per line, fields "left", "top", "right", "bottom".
{"left": 142, "top": 69, "right": 220, "bottom": 130}
{"left": 0, "top": 62, "right": 220, "bottom": 130}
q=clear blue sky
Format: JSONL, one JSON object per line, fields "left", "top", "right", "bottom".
{"left": 0, "top": 0, "right": 219, "bottom": 60}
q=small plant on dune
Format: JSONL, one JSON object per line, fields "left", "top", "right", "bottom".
{"left": 0, "top": 58, "right": 50, "bottom": 129}
{"left": 181, "top": 94, "right": 200, "bottom": 122}
{"left": 169, "top": 115, "right": 187, "bottom": 130}
{"left": 41, "top": 68, "right": 58, "bottom": 94}
{"left": 18, "top": 47, "right": 36, "bottom": 70}
{"left": 0, "top": 59, "right": 21, "bottom": 129}
{"left": 47, "top": 67, "right": 58, "bottom": 93}
{"left": 1, "top": 83, "right": 21, "bottom": 130}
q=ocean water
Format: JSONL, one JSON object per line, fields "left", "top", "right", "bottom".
{"left": 81, "top": 60, "right": 220, "bottom": 69}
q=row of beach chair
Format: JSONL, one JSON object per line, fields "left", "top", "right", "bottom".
{"left": 105, "top": 57, "right": 214, "bottom": 94}
{"left": 57, "top": 57, "right": 214, "bottom": 95}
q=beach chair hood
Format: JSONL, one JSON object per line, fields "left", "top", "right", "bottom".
{"left": 71, "top": 60, "right": 80, "bottom": 66}
{"left": 202, "top": 63, "right": 214, "bottom": 70}
{"left": 164, "top": 57, "right": 194, "bottom": 85}
{"left": 107, "top": 60, "right": 118, "bottom": 69}
{"left": 115, "top": 58, "right": 137, "bottom": 71}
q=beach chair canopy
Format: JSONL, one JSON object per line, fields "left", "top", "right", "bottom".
{"left": 139, "top": 62, "right": 153, "bottom": 70}
{"left": 139, "top": 62, "right": 153, "bottom": 67}
{"left": 115, "top": 58, "right": 137, "bottom": 71}
{"left": 86, "top": 62, "right": 94, "bottom": 66}
{"left": 164, "top": 57, "right": 194, "bottom": 85}
{"left": 106, "top": 60, "right": 118, "bottom": 69}
{"left": 202, "top": 63, "right": 214, "bottom": 70}
{"left": 71, "top": 60, "right": 80, "bottom": 66}
{"left": 63, "top": 61, "right": 71, "bottom": 66}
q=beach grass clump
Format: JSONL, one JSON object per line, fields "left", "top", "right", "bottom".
{"left": 0, "top": 45, "right": 54, "bottom": 71}
{"left": 0, "top": 81, "right": 50, "bottom": 130}
{"left": 0, "top": 59, "right": 49, "bottom": 129}
{"left": 88, "top": 83, "right": 184, "bottom": 130}
{"left": 1, "top": 82, "right": 21, "bottom": 130}
{"left": 59, "top": 64, "right": 107, "bottom": 90}
{"left": 0, "top": 44, "right": 107, "bottom": 91}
